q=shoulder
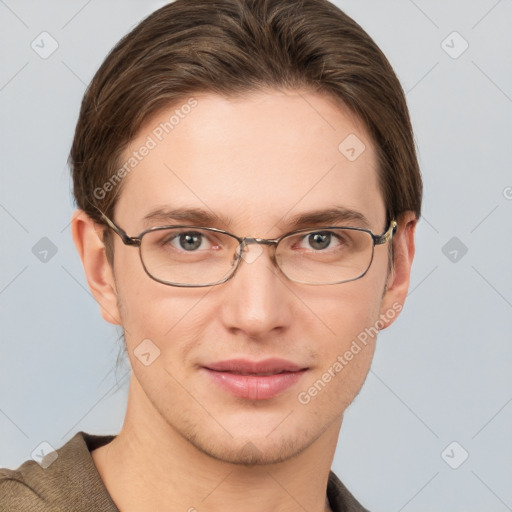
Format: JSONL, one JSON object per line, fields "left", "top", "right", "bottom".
{"left": 328, "top": 470, "right": 370, "bottom": 512}
{"left": 0, "top": 460, "right": 57, "bottom": 511}
{"left": 0, "top": 431, "right": 118, "bottom": 512}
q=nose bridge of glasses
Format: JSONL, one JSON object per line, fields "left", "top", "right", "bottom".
{"left": 241, "top": 237, "right": 279, "bottom": 247}
{"left": 236, "top": 237, "right": 279, "bottom": 266}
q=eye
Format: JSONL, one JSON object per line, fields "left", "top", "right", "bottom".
{"left": 298, "top": 231, "right": 346, "bottom": 251}
{"left": 176, "top": 232, "right": 204, "bottom": 251}
{"left": 163, "top": 230, "right": 216, "bottom": 252}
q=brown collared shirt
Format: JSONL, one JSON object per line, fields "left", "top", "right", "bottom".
{"left": 0, "top": 432, "right": 370, "bottom": 511}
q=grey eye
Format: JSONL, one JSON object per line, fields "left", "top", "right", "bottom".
{"left": 177, "top": 232, "right": 204, "bottom": 251}
{"left": 307, "top": 232, "right": 332, "bottom": 250}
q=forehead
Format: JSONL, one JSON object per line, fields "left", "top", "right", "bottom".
{"left": 115, "top": 89, "right": 385, "bottom": 234}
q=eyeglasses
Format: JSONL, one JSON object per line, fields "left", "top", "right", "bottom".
{"left": 99, "top": 211, "right": 397, "bottom": 287}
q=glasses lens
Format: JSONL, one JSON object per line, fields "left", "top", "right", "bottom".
{"left": 140, "top": 226, "right": 374, "bottom": 286}
{"left": 140, "top": 228, "right": 239, "bottom": 285}
{"left": 276, "top": 228, "right": 374, "bottom": 284}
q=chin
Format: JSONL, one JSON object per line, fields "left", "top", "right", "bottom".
{"left": 198, "top": 437, "right": 310, "bottom": 466}
{"left": 182, "top": 421, "right": 321, "bottom": 467}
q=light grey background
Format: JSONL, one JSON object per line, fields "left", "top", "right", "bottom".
{"left": 1, "top": 1, "right": 511, "bottom": 510}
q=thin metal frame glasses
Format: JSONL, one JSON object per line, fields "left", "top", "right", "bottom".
{"left": 99, "top": 211, "right": 398, "bottom": 287}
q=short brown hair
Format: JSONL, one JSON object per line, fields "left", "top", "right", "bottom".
{"left": 70, "top": 0, "right": 422, "bottom": 264}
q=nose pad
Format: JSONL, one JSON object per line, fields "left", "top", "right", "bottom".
{"left": 239, "top": 242, "right": 264, "bottom": 264}
{"left": 233, "top": 241, "right": 266, "bottom": 265}
{"left": 231, "top": 245, "right": 242, "bottom": 266}
{"left": 230, "top": 242, "right": 283, "bottom": 283}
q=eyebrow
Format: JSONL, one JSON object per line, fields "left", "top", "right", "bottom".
{"left": 142, "top": 207, "right": 234, "bottom": 229}
{"left": 141, "top": 206, "right": 372, "bottom": 231}
{"left": 283, "top": 207, "right": 372, "bottom": 230}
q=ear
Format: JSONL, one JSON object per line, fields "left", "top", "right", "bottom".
{"left": 71, "top": 209, "right": 122, "bottom": 325}
{"left": 378, "top": 211, "right": 417, "bottom": 329}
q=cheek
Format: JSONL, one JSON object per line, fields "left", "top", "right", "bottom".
{"left": 304, "top": 271, "right": 385, "bottom": 350}
{"left": 301, "top": 271, "right": 385, "bottom": 382}
{"left": 113, "top": 254, "right": 214, "bottom": 358}
{"left": 294, "top": 285, "right": 382, "bottom": 415}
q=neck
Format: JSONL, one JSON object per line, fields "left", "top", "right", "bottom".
{"left": 92, "top": 376, "right": 341, "bottom": 512}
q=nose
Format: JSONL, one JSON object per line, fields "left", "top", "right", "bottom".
{"left": 218, "top": 242, "right": 293, "bottom": 340}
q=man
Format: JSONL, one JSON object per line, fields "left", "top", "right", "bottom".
{"left": 0, "top": 0, "right": 421, "bottom": 510}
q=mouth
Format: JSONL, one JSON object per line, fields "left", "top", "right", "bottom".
{"left": 214, "top": 370, "right": 294, "bottom": 376}
{"left": 202, "top": 358, "right": 308, "bottom": 400}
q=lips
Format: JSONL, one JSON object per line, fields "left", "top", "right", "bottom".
{"left": 202, "top": 358, "right": 308, "bottom": 400}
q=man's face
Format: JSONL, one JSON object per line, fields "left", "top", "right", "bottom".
{"left": 101, "top": 89, "right": 397, "bottom": 464}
